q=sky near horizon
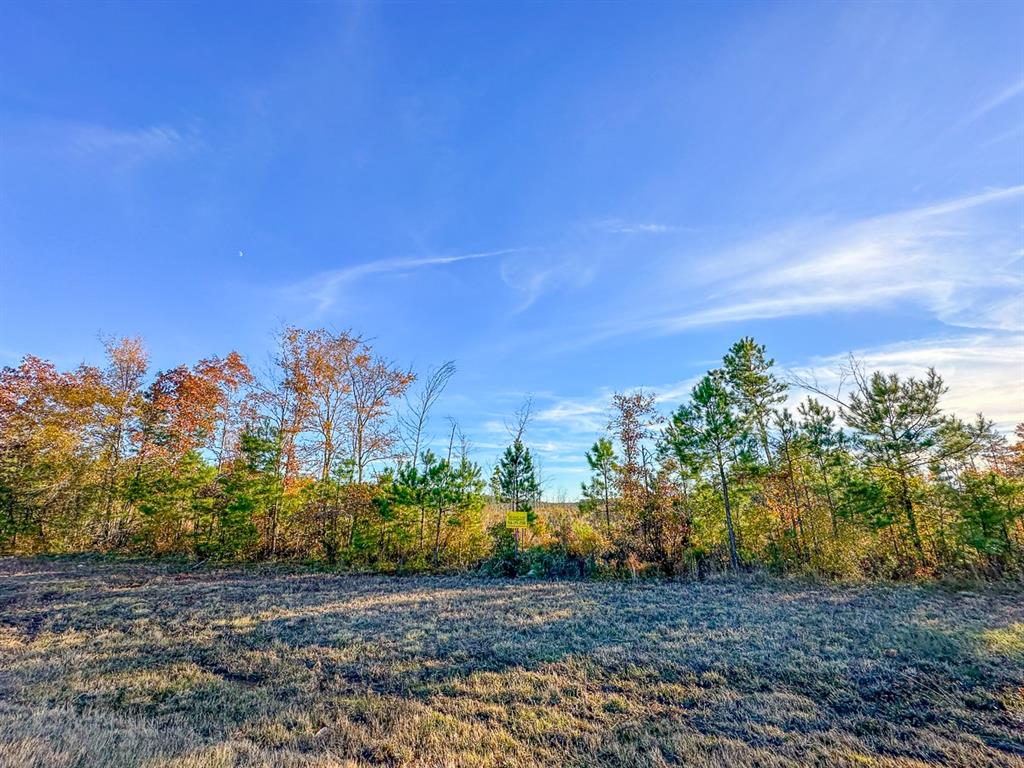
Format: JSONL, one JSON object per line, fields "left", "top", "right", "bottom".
{"left": 1, "top": 1, "right": 1022, "bottom": 498}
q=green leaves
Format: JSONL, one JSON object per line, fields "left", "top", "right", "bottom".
{"left": 492, "top": 439, "right": 540, "bottom": 514}
{"left": 668, "top": 373, "right": 741, "bottom": 467}
{"left": 667, "top": 372, "right": 746, "bottom": 569}
{"left": 845, "top": 368, "right": 947, "bottom": 469}
{"left": 2, "top": 328, "right": 1022, "bottom": 580}
{"left": 721, "top": 337, "right": 787, "bottom": 463}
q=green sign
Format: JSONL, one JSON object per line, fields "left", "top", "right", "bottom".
{"left": 505, "top": 511, "right": 529, "bottom": 529}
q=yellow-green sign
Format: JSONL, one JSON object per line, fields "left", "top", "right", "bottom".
{"left": 505, "top": 511, "right": 529, "bottom": 529}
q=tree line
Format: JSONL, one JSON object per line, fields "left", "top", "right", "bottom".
{"left": 1, "top": 330, "right": 1020, "bottom": 578}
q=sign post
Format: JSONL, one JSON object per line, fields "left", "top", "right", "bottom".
{"left": 505, "top": 510, "right": 528, "bottom": 556}
{"left": 505, "top": 510, "right": 528, "bottom": 529}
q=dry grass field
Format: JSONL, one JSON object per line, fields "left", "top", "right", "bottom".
{"left": 0, "top": 559, "right": 1022, "bottom": 768}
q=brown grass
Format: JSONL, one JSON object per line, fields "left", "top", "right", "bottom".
{"left": 1, "top": 558, "right": 1022, "bottom": 767}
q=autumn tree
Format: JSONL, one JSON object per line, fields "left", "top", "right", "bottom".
{"left": 608, "top": 391, "right": 660, "bottom": 511}
{"left": 0, "top": 356, "right": 100, "bottom": 549}
{"left": 3, "top": 328, "right": 1021, "bottom": 580}
{"left": 773, "top": 407, "right": 826, "bottom": 563}
{"left": 96, "top": 336, "right": 148, "bottom": 547}
{"left": 146, "top": 352, "right": 253, "bottom": 462}
{"left": 278, "top": 327, "right": 360, "bottom": 482}
{"left": 344, "top": 344, "right": 414, "bottom": 483}
{"left": 278, "top": 327, "right": 412, "bottom": 484}
{"left": 202, "top": 352, "right": 256, "bottom": 468}
{"left": 250, "top": 332, "right": 314, "bottom": 556}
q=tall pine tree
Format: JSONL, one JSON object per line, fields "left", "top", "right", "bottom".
{"left": 492, "top": 439, "right": 540, "bottom": 515}
{"left": 722, "top": 337, "right": 786, "bottom": 465}
{"left": 667, "top": 373, "right": 744, "bottom": 569}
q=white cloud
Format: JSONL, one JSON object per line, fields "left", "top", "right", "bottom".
{"left": 787, "top": 333, "right": 1024, "bottom": 433}
{"left": 571, "top": 185, "right": 1024, "bottom": 346}
{"left": 1, "top": 118, "right": 199, "bottom": 171}
{"left": 594, "top": 219, "right": 678, "bottom": 235}
{"left": 499, "top": 253, "right": 594, "bottom": 312}
{"left": 519, "top": 333, "right": 1021, "bottom": 498}
{"left": 69, "top": 124, "right": 188, "bottom": 162}
{"left": 961, "top": 79, "right": 1024, "bottom": 126}
{"left": 533, "top": 397, "right": 608, "bottom": 434}
{"left": 531, "top": 374, "right": 706, "bottom": 438}
{"left": 288, "top": 249, "right": 518, "bottom": 313}
{"left": 525, "top": 378, "right": 704, "bottom": 488}
{"left": 978, "top": 124, "right": 1024, "bottom": 150}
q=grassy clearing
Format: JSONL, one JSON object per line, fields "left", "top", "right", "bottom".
{"left": 0, "top": 559, "right": 1022, "bottom": 767}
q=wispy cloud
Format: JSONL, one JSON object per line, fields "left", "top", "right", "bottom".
{"left": 788, "top": 333, "right": 1024, "bottom": 432}
{"left": 499, "top": 253, "right": 595, "bottom": 312}
{"left": 532, "top": 333, "right": 1022, "bottom": 443}
{"left": 595, "top": 219, "right": 679, "bottom": 235}
{"left": 978, "top": 124, "right": 1024, "bottom": 150}
{"left": 961, "top": 78, "right": 1024, "bottom": 126}
{"left": 567, "top": 185, "right": 1024, "bottom": 347}
{"left": 529, "top": 375, "right": 703, "bottom": 457}
{"left": 481, "top": 222, "right": 684, "bottom": 319}
{"left": 534, "top": 397, "right": 608, "bottom": 434}
{"left": 289, "top": 249, "right": 519, "bottom": 313}
{"left": 2, "top": 118, "right": 198, "bottom": 170}
{"left": 69, "top": 124, "right": 190, "bottom": 162}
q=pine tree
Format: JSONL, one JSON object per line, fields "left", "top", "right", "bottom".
{"left": 843, "top": 367, "right": 947, "bottom": 566}
{"left": 667, "top": 373, "right": 744, "bottom": 569}
{"left": 581, "top": 438, "right": 616, "bottom": 536}
{"left": 721, "top": 337, "right": 786, "bottom": 465}
{"left": 798, "top": 397, "right": 843, "bottom": 535}
{"left": 492, "top": 439, "right": 540, "bottom": 514}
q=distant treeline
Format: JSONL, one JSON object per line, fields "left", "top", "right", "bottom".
{"left": 1, "top": 329, "right": 1021, "bottom": 579}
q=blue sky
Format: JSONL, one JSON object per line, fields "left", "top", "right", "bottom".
{"left": 1, "top": 1, "right": 1022, "bottom": 498}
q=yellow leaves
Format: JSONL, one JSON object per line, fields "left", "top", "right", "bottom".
{"left": 274, "top": 326, "right": 413, "bottom": 480}
{"left": 102, "top": 335, "right": 149, "bottom": 394}
{"left": 148, "top": 351, "right": 255, "bottom": 459}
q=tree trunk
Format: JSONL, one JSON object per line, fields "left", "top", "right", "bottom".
{"left": 603, "top": 475, "right": 611, "bottom": 537}
{"left": 781, "top": 442, "right": 806, "bottom": 558}
{"left": 432, "top": 506, "right": 443, "bottom": 567}
{"left": 898, "top": 471, "right": 925, "bottom": 566}
{"left": 418, "top": 503, "right": 425, "bottom": 558}
{"left": 717, "top": 451, "right": 739, "bottom": 569}
{"left": 817, "top": 456, "right": 838, "bottom": 536}
{"left": 757, "top": 417, "right": 772, "bottom": 466}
